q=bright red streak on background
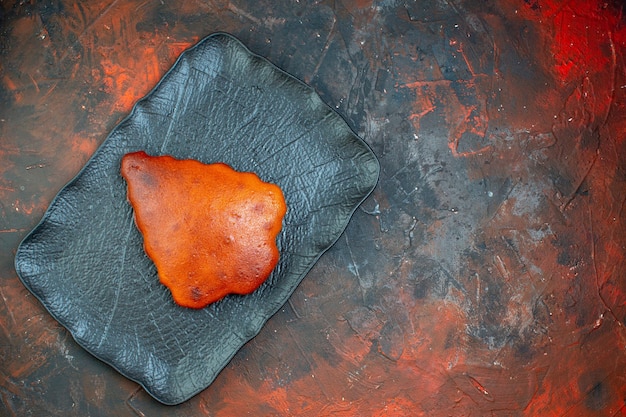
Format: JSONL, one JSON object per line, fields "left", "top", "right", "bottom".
{"left": 521, "top": 0, "right": 626, "bottom": 83}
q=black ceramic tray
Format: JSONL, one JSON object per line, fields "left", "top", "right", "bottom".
{"left": 14, "top": 33, "right": 379, "bottom": 405}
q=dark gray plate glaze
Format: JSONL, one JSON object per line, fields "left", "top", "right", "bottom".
{"left": 14, "top": 33, "right": 379, "bottom": 405}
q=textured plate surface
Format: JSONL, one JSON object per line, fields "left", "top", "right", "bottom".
{"left": 14, "top": 33, "right": 379, "bottom": 405}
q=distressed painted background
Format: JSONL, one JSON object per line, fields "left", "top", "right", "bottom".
{"left": 1, "top": 0, "right": 625, "bottom": 415}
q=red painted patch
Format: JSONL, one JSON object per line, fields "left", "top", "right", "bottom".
{"left": 521, "top": 0, "right": 624, "bottom": 83}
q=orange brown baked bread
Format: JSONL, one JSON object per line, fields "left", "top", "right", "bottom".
{"left": 120, "top": 151, "right": 287, "bottom": 309}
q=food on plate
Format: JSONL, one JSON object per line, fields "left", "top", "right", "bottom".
{"left": 121, "top": 151, "right": 287, "bottom": 309}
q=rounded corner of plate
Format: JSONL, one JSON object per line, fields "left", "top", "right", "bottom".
{"left": 13, "top": 239, "right": 35, "bottom": 281}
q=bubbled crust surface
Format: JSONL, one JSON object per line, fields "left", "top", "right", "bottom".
{"left": 121, "top": 151, "right": 287, "bottom": 309}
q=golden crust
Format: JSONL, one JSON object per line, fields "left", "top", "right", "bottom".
{"left": 121, "top": 151, "right": 286, "bottom": 309}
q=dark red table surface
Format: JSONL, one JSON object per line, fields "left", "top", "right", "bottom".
{"left": 2, "top": 0, "right": 626, "bottom": 415}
